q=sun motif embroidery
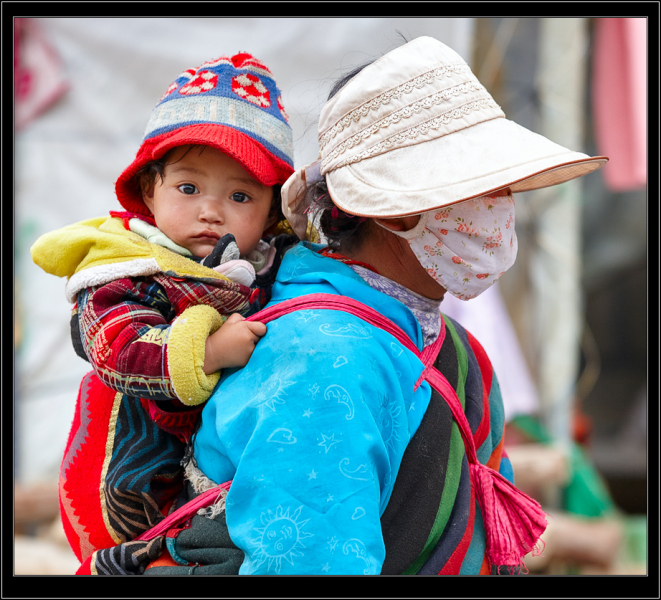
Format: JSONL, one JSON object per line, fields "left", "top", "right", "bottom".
{"left": 251, "top": 505, "right": 313, "bottom": 573}
{"left": 254, "top": 375, "right": 297, "bottom": 412}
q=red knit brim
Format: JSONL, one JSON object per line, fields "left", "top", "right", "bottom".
{"left": 115, "top": 124, "right": 294, "bottom": 216}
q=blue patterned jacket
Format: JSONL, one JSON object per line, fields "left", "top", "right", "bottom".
{"left": 194, "top": 242, "right": 513, "bottom": 575}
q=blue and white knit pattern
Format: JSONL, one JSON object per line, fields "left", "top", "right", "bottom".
{"left": 143, "top": 56, "right": 294, "bottom": 168}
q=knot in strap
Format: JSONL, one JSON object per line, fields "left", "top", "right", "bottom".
{"left": 469, "top": 462, "right": 547, "bottom": 569}
{"left": 424, "top": 354, "right": 547, "bottom": 569}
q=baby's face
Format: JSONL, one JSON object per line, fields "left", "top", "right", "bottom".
{"left": 143, "top": 146, "right": 275, "bottom": 258}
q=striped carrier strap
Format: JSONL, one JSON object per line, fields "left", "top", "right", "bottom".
{"left": 138, "top": 293, "right": 547, "bottom": 570}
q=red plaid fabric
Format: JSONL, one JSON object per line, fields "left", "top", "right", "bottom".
{"left": 77, "top": 273, "right": 249, "bottom": 401}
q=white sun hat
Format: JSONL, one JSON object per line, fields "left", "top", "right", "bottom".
{"left": 283, "top": 36, "right": 607, "bottom": 237}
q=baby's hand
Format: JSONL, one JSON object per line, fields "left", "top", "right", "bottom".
{"left": 203, "top": 313, "right": 267, "bottom": 374}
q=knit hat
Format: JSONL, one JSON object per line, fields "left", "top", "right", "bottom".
{"left": 116, "top": 52, "right": 294, "bottom": 216}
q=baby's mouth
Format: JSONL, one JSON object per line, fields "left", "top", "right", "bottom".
{"left": 193, "top": 230, "right": 221, "bottom": 242}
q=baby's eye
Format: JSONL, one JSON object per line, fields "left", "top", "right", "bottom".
{"left": 178, "top": 184, "right": 198, "bottom": 195}
{"left": 231, "top": 192, "right": 250, "bottom": 203}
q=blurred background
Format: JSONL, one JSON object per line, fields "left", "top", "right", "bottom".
{"left": 14, "top": 17, "right": 647, "bottom": 575}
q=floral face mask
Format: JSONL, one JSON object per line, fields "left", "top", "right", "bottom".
{"left": 387, "top": 193, "right": 517, "bottom": 300}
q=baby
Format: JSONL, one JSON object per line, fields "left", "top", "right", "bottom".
{"left": 138, "top": 142, "right": 273, "bottom": 373}
{"left": 31, "top": 52, "right": 304, "bottom": 569}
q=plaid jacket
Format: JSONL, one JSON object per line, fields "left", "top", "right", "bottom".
{"left": 74, "top": 272, "right": 248, "bottom": 405}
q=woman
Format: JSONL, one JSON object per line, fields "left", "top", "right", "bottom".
{"left": 139, "top": 36, "right": 606, "bottom": 576}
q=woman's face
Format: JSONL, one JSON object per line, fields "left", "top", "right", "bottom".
{"left": 396, "top": 232, "right": 449, "bottom": 299}
{"left": 361, "top": 188, "right": 511, "bottom": 300}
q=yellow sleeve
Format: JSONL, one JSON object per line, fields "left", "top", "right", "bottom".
{"left": 167, "top": 304, "right": 226, "bottom": 406}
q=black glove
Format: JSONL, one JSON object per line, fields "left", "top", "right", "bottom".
{"left": 200, "top": 233, "right": 240, "bottom": 269}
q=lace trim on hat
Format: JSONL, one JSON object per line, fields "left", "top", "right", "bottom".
{"left": 322, "top": 81, "right": 489, "bottom": 165}
{"left": 323, "top": 96, "right": 502, "bottom": 172}
{"left": 319, "top": 63, "right": 472, "bottom": 150}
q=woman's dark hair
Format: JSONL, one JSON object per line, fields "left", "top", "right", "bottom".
{"left": 305, "top": 60, "right": 377, "bottom": 251}
{"left": 135, "top": 144, "right": 283, "bottom": 220}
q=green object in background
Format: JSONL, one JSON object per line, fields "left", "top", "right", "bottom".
{"left": 621, "top": 515, "right": 647, "bottom": 565}
{"left": 509, "top": 414, "right": 616, "bottom": 518}
{"left": 564, "top": 442, "right": 617, "bottom": 518}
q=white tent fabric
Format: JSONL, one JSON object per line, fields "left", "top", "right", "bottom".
{"left": 15, "top": 18, "right": 475, "bottom": 483}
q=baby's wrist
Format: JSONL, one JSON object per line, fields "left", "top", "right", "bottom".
{"left": 203, "top": 334, "right": 224, "bottom": 374}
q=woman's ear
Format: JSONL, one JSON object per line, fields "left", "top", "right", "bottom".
{"left": 374, "top": 215, "right": 421, "bottom": 232}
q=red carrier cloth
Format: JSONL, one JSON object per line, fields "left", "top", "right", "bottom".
{"left": 60, "top": 372, "right": 123, "bottom": 563}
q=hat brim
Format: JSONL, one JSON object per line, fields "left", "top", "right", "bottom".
{"left": 326, "top": 117, "right": 607, "bottom": 218}
{"left": 115, "top": 124, "right": 294, "bottom": 216}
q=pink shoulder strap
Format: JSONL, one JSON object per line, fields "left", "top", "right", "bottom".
{"left": 248, "top": 292, "right": 446, "bottom": 377}
{"left": 247, "top": 293, "right": 420, "bottom": 355}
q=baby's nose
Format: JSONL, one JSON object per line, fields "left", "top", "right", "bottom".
{"left": 199, "top": 198, "right": 223, "bottom": 221}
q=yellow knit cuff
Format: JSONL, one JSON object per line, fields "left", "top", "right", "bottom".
{"left": 167, "top": 305, "right": 226, "bottom": 406}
